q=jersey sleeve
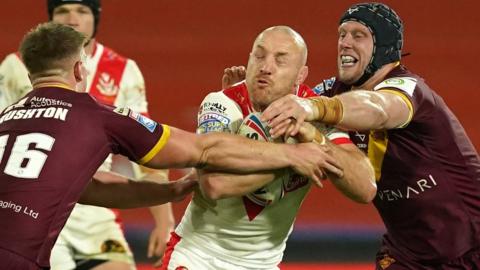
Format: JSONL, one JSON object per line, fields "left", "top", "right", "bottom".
{"left": 197, "top": 91, "right": 243, "bottom": 135}
{"left": 102, "top": 106, "right": 169, "bottom": 165}
{"left": 115, "top": 59, "right": 149, "bottom": 115}
{"left": 0, "top": 53, "right": 32, "bottom": 111}
{"left": 374, "top": 76, "right": 420, "bottom": 128}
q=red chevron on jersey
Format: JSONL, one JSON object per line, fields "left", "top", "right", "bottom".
{"left": 88, "top": 45, "right": 127, "bottom": 106}
{"left": 222, "top": 83, "right": 253, "bottom": 117}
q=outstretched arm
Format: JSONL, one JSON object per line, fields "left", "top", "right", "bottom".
{"left": 262, "top": 90, "right": 411, "bottom": 137}
{"left": 324, "top": 142, "right": 376, "bottom": 203}
{"left": 144, "top": 127, "right": 342, "bottom": 184}
{"left": 291, "top": 122, "right": 376, "bottom": 203}
{"left": 198, "top": 170, "right": 277, "bottom": 200}
{"left": 138, "top": 167, "right": 175, "bottom": 266}
{"left": 78, "top": 176, "right": 197, "bottom": 208}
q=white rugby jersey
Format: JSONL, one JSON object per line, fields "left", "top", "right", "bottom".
{"left": 175, "top": 82, "right": 351, "bottom": 268}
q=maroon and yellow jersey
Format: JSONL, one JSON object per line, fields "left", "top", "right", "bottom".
{"left": 314, "top": 65, "right": 480, "bottom": 262}
{"left": 0, "top": 85, "right": 168, "bottom": 267}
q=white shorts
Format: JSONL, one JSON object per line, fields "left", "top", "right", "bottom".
{"left": 50, "top": 204, "right": 135, "bottom": 270}
{"left": 161, "top": 232, "right": 280, "bottom": 270}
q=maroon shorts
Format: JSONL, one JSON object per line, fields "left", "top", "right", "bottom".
{"left": 0, "top": 248, "right": 47, "bottom": 270}
{"left": 375, "top": 246, "right": 480, "bottom": 270}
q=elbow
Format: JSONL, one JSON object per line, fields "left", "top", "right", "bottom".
{"left": 353, "top": 180, "right": 377, "bottom": 204}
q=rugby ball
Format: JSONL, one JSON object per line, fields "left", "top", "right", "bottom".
{"left": 237, "top": 112, "right": 290, "bottom": 206}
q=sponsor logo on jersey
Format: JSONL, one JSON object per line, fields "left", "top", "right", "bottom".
{"left": 199, "top": 102, "right": 227, "bottom": 114}
{"left": 375, "top": 77, "right": 417, "bottom": 97}
{"left": 96, "top": 72, "right": 119, "bottom": 96}
{"left": 377, "top": 174, "right": 438, "bottom": 202}
{"left": 30, "top": 96, "right": 73, "bottom": 108}
{"left": 129, "top": 110, "right": 157, "bottom": 133}
{"left": 313, "top": 77, "right": 336, "bottom": 95}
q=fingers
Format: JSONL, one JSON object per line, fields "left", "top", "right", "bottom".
{"left": 147, "top": 235, "right": 156, "bottom": 258}
{"left": 222, "top": 66, "right": 246, "bottom": 89}
{"left": 153, "top": 258, "right": 163, "bottom": 268}
{"left": 270, "top": 118, "right": 292, "bottom": 139}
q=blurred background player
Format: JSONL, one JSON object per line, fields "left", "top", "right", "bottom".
{"left": 262, "top": 3, "right": 480, "bottom": 269}
{"left": 160, "top": 26, "right": 376, "bottom": 270}
{"left": 0, "top": 0, "right": 174, "bottom": 269}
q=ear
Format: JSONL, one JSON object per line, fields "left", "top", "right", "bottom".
{"left": 295, "top": 66, "right": 309, "bottom": 86}
{"left": 73, "top": 61, "right": 83, "bottom": 82}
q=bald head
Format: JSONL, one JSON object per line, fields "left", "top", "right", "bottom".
{"left": 246, "top": 26, "right": 309, "bottom": 111}
{"left": 253, "top": 26, "right": 308, "bottom": 66}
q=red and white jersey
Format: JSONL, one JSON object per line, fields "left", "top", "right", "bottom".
{"left": 0, "top": 42, "right": 148, "bottom": 114}
{"left": 174, "top": 82, "right": 352, "bottom": 269}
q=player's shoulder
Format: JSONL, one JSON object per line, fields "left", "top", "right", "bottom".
{"left": 198, "top": 85, "right": 245, "bottom": 134}
{"left": 1, "top": 52, "right": 25, "bottom": 69}
{"left": 374, "top": 66, "right": 420, "bottom": 98}
{"left": 96, "top": 42, "right": 129, "bottom": 64}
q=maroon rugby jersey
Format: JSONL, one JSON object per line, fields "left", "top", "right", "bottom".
{"left": 314, "top": 65, "right": 480, "bottom": 262}
{"left": 0, "top": 85, "right": 167, "bottom": 267}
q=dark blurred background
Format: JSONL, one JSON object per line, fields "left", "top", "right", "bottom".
{"left": 2, "top": 0, "right": 479, "bottom": 265}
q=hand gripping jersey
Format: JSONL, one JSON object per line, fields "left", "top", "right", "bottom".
{"left": 0, "top": 85, "right": 168, "bottom": 268}
{"left": 173, "top": 82, "right": 352, "bottom": 269}
{"left": 314, "top": 65, "right": 480, "bottom": 263}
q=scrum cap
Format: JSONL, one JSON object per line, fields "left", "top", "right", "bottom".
{"left": 47, "top": 0, "right": 102, "bottom": 37}
{"left": 340, "top": 2, "right": 403, "bottom": 86}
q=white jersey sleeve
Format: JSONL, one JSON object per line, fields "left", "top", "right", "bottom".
{"left": 114, "top": 59, "right": 148, "bottom": 114}
{"left": 197, "top": 91, "right": 243, "bottom": 135}
{"left": 0, "top": 53, "right": 32, "bottom": 111}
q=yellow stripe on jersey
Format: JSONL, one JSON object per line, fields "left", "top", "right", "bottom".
{"left": 368, "top": 130, "right": 388, "bottom": 181}
{"left": 33, "top": 82, "right": 75, "bottom": 91}
{"left": 378, "top": 89, "right": 414, "bottom": 128}
{"left": 138, "top": 124, "right": 171, "bottom": 165}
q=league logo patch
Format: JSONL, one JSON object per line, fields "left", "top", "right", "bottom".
{"left": 198, "top": 113, "right": 231, "bottom": 134}
{"left": 128, "top": 110, "right": 157, "bottom": 133}
{"left": 198, "top": 120, "right": 227, "bottom": 134}
{"left": 198, "top": 113, "right": 230, "bottom": 126}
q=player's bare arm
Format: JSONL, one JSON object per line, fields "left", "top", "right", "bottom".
{"left": 271, "top": 120, "right": 376, "bottom": 202}
{"left": 78, "top": 178, "right": 197, "bottom": 208}
{"left": 262, "top": 89, "right": 411, "bottom": 137}
{"left": 198, "top": 170, "right": 276, "bottom": 200}
{"left": 324, "top": 143, "right": 376, "bottom": 203}
{"left": 139, "top": 166, "right": 175, "bottom": 266}
{"left": 144, "top": 126, "right": 342, "bottom": 184}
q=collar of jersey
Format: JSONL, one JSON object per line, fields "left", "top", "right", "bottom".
{"left": 34, "top": 82, "right": 75, "bottom": 91}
